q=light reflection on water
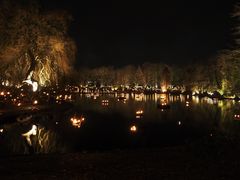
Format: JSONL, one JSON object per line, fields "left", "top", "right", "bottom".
{"left": 1, "top": 93, "right": 240, "bottom": 154}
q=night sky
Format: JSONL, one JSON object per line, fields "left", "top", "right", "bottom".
{"left": 42, "top": 0, "right": 238, "bottom": 68}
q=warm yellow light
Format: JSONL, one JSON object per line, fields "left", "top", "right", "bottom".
{"left": 23, "top": 79, "right": 38, "bottom": 92}
{"left": 0, "top": 92, "right": 4, "bottom": 96}
{"left": 22, "top": 125, "right": 37, "bottom": 146}
{"left": 70, "top": 115, "right": 85, "bottom": 128}
{"left": 17, "top": 102, "right": 21, "bottom": 106}
{"left": 101, "top": 99, "right": 109, "bottom": 106}
{"left": 33, "top": 100, "right": 38, "bottom": 105}
{"left": 0, "top": 129, "right": 3, "bottom": 133}
{"left": 161, "top": 86, "right": 167, "bottom": 93}
{"left": 130, "top": 125, "right": 137, "bottom": 132}
{"left": 136, "top": 110, "right": 144, "bottom": 115}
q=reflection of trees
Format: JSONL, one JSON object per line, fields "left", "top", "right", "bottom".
{"left": 33, "top": 126, "right": 66, "bottom": 153}
{"left": 4, "top": 124, "right": 66, "bottom": 154}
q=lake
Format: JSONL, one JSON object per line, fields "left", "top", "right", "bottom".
{"left": 1, "top": 93, "right": 240, "bottom": 155}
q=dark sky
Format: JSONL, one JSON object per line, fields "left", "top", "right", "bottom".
{"left": 42, "top": 0, "right": 238, "bottom": 68}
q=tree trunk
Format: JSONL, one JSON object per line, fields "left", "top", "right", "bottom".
{"left": 26, "top": 49, "right": 36, "bottom": 80}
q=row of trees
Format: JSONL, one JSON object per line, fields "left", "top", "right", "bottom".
{"left": 70, "top": 3, "right": 240, "bottom": 96}
{"left": 71, "top": 51, "right": 240, "bottom": 96}
{"left": 0, "top": 1, "right": 240, "bottom": 96}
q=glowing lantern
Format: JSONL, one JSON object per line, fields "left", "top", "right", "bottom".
{"left": 136, "top": 110, "right": 144, "bottom": 119}
{"left": 70, "top": 115, "right": 85, "bottom": 128}
{"left": 130, "top": 125, "right": 137, "bottom": 132}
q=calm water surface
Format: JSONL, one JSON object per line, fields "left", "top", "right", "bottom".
{"left": 1, "top": 93, "right": 240, "bottom": 154}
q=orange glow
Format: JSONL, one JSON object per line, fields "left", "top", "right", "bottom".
{"left": 102, "top": 99, "right": 109, "bottom": 103}
{"left": 33, "top": 100, "right": 38, "bottom": 105}
{"left": 70, "top": 115, "right": 85, "bottom": 128}
{"left": 102, "top": 99, "right": 109, "bottom": 106}
{"left": 161, "top": 86, "right": 167, "bottom": 93}
{"left": 136, "top": 110, "right": 144, "bottom": 118}
{"left": 130, "top": 125, "right": 137, "bottom": 132}
{"left": 22, "top": 125, "right": 37, "bottom": 146}
{"left": 136, "top": 110, "right": 144, "bottom": 115}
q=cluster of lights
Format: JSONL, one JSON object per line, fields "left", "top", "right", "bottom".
{"left": 70, "top": 115, "right": 85, "bottom": 128}
{"left": 161, "top": 102, "right": 167, "bottom": 106}
{"left": 117, "top": 97, "right": 127, "bottom": 103}
{"left": 186, "top": 101, "right": 190, "bottom": 107}
{"left": 102, "top": 99, "right": 109, "bottom": 106}
{"left": 234, "top": 114, "right": 240, "bottom": 119}
{"left": 136, "top": 110, "right": 144, "bottom": 119}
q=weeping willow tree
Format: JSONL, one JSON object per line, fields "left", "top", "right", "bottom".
{"left": 0, "top": 0, "right": 76, "bottom": 87}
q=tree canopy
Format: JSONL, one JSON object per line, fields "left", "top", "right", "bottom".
{"left": 0, "top": 0, "right": 76, "bottom": 86}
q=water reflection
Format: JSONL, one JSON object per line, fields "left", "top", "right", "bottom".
{"left": 1, "top": 93, "right": 240, "bottom": 154}
{"left": 22, "top": 124, "right": 37, "bottom": 146}
{"left": 0, "top": 113, "right": 68, "bottom": 154}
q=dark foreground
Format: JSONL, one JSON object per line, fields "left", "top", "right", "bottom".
{"left": 1, "top": 144, "right": 240, "bottom": 180}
